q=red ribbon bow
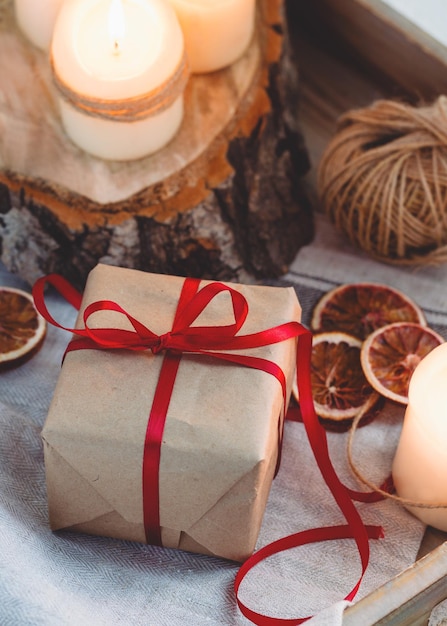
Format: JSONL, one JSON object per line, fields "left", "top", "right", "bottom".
{"left": 32, "top": 273, "right": 383, "bottom": 625}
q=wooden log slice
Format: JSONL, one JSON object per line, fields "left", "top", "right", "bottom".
{"left": 0, "top": 0, "right": 312, "bottom": 289}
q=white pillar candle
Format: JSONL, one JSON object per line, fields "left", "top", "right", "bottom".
{"left": 392, "top": 341, "right": 447, "bottom": 530}
{"left": 14, "top": 0, "right": 65, "bottom": 50}
{"left": 167, "top": 0, "right": 256, "bottom": 74}
{"left": 51, "top": 0, "right": 188, "bottom": 161}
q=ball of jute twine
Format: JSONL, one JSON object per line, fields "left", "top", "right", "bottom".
{"left": 318, "top": 97, "right": 447, "bottom": 265}
{"left": 347, "top": 408, "right": 447, "bottom": 509}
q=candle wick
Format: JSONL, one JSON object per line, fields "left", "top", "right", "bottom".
{"left": 109, "top": 0, "right": 125, "bottom": 56}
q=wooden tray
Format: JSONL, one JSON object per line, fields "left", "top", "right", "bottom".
{"left": 344, "top": 542, "right": 447, "bottom": 625}
{"left": 293, "top": 0, "right": 447, "bottom": 101}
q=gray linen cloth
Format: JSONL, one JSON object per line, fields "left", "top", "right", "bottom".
{"left": 429, "top": 599, "right": 447, "bottom": 625}
{"left": 1, "top": 214, "right": 446, "bottom": 625}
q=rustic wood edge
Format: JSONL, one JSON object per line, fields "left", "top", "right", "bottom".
{"left": 343, "top": 541, "right": 447, "bottom": 625}
{"left": 359, "top": 0, "right": 447, "bottom": 65}
{"left": 292, "top": 0, "right": 447, "bottom": 101}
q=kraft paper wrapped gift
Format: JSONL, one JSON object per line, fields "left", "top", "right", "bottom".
{"left": 41, "top": 264, "right": 301, "bottom": 562}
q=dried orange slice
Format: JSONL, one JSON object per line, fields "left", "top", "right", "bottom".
{"left": 0, "top": 286, "right": 46, "bottom": 367}
{"left": 361, "top": 322, "right": 444, "bottom": 405}
{"left": 311, "top": 283, "right": 426, "bottom": 340}
{"left": 306, "top": 331, "right": 382, "bottom": 422}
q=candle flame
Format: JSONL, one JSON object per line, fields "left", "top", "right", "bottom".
{"left": 108, "top": 0, "right": 126, "bottom": 55}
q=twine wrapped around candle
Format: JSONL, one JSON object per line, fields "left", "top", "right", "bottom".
{"left": 318, "top": 97, "right": 447, "bottom": 266}
{"left": 51, "top": 52, "right": 190, "bottom": 122}
{"left": 347, "top": 409, "right": 447, "bottom": 510}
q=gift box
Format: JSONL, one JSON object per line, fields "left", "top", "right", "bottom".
{"left": 41, "top": 264, "right": 301, "bottom": 562}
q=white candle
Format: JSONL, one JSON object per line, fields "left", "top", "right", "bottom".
{"left": 167, "top": 0, "right": 256, "bottom": 74}
{"left": 14, "top": 0, "right": 65, "bottom": 50}
{"left": 392, "top": 341, "right": 447, "bottom": 530}
{"left": 51, "top": 0, "right": 188, "bottom": 161}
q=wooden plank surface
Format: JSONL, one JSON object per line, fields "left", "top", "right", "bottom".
{"left": 287, "top": 1, "right": 402, "bottom": 196}
{"left": 290, "top": 0, "right": 447, "bottom": 101}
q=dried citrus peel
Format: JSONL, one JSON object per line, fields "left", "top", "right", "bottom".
{"left": 294, "top": 331, "right": 382, "bottom": 422}
{"left": 0, "top": 287, "right": 46, "bottom": 366}
{"left": 311, "top": 282, "right": 426, "bottom": 340}
{"left": 360, "top": 322, "right": 444, "bottom": 405}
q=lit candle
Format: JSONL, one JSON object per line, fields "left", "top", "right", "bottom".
{"left": 14, "top": 0, "right": 65, "bottom": 50}
{"left": 51, "top": 0, "right": 189, "bottom": 161}
{"left": 167, "top": 0, "right": 256, "bottom": 74}
{"left": 392, "top": 341, "right": 447, "bottom": 530}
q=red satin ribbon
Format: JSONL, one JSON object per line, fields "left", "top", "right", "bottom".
{"left": 235, "top": 327, "right": 384, "bottom": 624}
{"left": 32, "top": 273, "right": 384, "bottom": 624}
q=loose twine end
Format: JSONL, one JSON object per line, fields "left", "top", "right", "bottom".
{"left": 347, "top": 406, "right": 447, "bottom": 510}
